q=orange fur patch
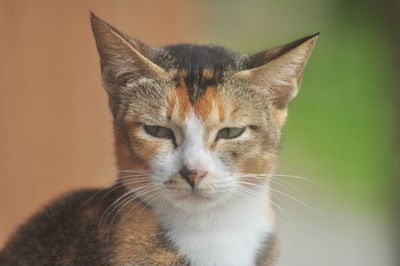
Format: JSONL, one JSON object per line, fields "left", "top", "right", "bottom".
{"left": 174, "top": 78, "right": 191, "bottom": 121}
{"left": 168, "top": 73, "right": 226, "bottom": 124}
{"left": 202, "top": 68, "right": 214, "bottom": 79}
{"left": 239, "top": 154, "right": 276, "bottom": 184}
{"left": 194, "top": 86, "right": 225, "bottom": 123}
{"left": 193, "top": 86, "right": 216, "bottom": 120}
{"left": 113, "top": 199, "right": 184, "bottom": 264}
{"left": 114, "top": 123, "right": 157, "bottom": 190}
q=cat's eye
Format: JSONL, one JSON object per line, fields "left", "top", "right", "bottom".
{"left": 144, "top": 125, "right": 174, "bottom": 139}
{"left": 216, "top": 127, "right": 245, "bottom": 140}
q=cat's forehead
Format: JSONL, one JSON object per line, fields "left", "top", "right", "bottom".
{"left": 167, "top": 72, "right": 227, "bottom": 124}
{"left": 123, "top": 45, "right": 267, "bottom": 125}
{"left": 155, "top": 44, "right": 248, "bottom": 103}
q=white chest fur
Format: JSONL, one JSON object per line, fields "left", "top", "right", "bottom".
{"left": 157, "top": 191, "right": 274, "bottom": 266}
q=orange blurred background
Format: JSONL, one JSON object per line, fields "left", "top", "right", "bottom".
{"left": 0, "top": 0, "right": 199, "bottom": 247}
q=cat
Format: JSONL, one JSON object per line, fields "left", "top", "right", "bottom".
{"left": 0, "top": 12, "right": 318, "bottom": 266}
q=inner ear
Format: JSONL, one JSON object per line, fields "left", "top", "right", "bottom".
{"left": 235, "top": 33, "right": 319, "bottom": 110}
{"left": 90, "top": 12, "right": 166, "bottom": 93}
{"left": 273, "top": 109, "right": 288, "bottom": 127}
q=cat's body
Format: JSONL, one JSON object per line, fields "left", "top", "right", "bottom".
{"left": 0, "top": 13, "right": 317, "bottom": 266}
{"left": 0, "top": 187, "right": 276, "bottom": 266}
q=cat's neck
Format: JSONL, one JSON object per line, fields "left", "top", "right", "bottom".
{"left": 154, "top": 186, "right": 275, "bottom": 266}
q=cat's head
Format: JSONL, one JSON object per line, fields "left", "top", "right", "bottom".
{"left": 91, "top": 13, "right": 318, "bottom": 212}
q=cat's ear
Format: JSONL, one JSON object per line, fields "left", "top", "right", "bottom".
{"left": 90, "top": 12, "right": 166, "bottom": 92}
{"left": 237, "top": 34, "right": 319, "bottom": 110}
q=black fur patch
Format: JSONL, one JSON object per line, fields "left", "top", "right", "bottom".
{"left": 163, "top": 45, "right": 238, "bottom": 71}
{"left": 255, "top": 233, "right": 279, "bottom": 265}
{"left": 160, "top": 45, "right": 243, "bottom": 103}
{"left": 0, "top": 188, "right": 118, "bottom": 265}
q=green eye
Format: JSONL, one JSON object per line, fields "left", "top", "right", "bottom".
{"left": 216, "top": 127, "right": 245, "bottom": 139}
{"left": 144, "top": 125, "right": 174, "bottom": 139}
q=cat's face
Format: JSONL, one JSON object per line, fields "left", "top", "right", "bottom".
{"left": 118, "top": 70, "right": 280, "bottom": 210}
{"left": 91, "top": 13, "right": 317, "bottom": 212}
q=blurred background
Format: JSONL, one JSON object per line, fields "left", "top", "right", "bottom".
{"left": 0, "top": 0, "right": 398, "bottom": 265}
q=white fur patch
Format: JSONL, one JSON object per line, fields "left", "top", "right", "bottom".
{"left": 180, "top": 112, "right": 212, "bottom": 172}
{"left": 157, "top": 186, "right": 274, "bottom": 266}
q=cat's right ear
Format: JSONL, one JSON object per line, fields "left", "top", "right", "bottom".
{"left": 90, "top": 12, "right": 166, "bottom": 93}
{"left": 234, "top": 34, "right": 318, "bottom": 126}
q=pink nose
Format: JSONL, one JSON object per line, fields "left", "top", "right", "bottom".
{"left": 179, "top": 167, "right": 208, "bottom": 189}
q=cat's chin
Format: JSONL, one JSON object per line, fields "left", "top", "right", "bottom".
{"left": 160, "top": 190, "right": 227, "bottom": 212}
{"left": 177, "top": 191, "right": 214, "bottom": 201}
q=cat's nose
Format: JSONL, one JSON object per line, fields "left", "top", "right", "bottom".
{"left": 179, "top": 167, "right": 208, "bottom": 189}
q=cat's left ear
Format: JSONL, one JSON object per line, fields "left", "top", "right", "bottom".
{"left": 237, "top": 33, "right": 319, "bottom": 111}
{"left": 90, "top": 12, "right": 166, "bottom": 94}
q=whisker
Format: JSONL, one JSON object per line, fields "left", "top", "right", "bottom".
{"left": 235, "top": 185, "right": 263, "bottom": 201}
{"left": 133, "top": 192, "right": 162, "bottom": 216}
{"left": 113, "top": 192, "right": 165, "bottom": 239}
{"left": 105, "top": 184, "right": 157, "bottom": 218}
{"left": 97, "top": 178, "right": 153, "bottom": 203}
{"left": 107, "top": 187, "right": 160, "bottom": 235}
{"left": 233, "top": 188, "right": 254, "bottom": 202}
{"left": 117, "top": 175, "right": 153, "bottom": 181}
{"left": 115, "top": 170, "right": 151, "bottom": 173}
{"left": 236, "top": 181, "right": 265, "bottom": 188}
{"left": 269, "top": 187, "right": 319, "bottom": 214}
{"left": 82, "top": 177, "right": 149, "bottom": 206}
{"left": 269, "top": 178, "right": 302, "bottom": 195}
{"left": 235, "top": 173, "right": 312, "bottom": 182}
{"left": 269, "top": 177, "right": 302, "bottom": 192}
{"left": 98, "top": 183, "right": 154, "bottom": 229}
{"left": 98, "top": 190, "right": 134, "bottom": 230}
{"left": 270, "top": 199, "right": 288, "bottom": 225}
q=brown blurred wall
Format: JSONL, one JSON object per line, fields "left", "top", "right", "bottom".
{"left": 0, "top": 0, "right": 199, "bottom": 248}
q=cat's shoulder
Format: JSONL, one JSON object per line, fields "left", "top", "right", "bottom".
{"left": 0, "top": 188, "right": 114, "bottom": 265}
{"left": 16, "top": 188, "right": 110, "bottom": 227}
